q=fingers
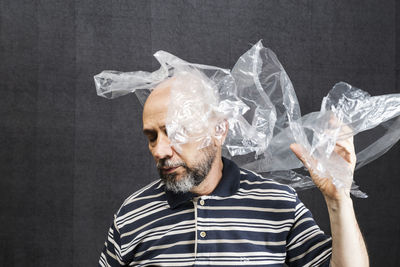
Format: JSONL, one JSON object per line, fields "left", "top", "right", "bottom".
{"left": 327, "top": 115, "right": 356, "bottom": 166}
{"left": 334, "top": 143, "right": 356, "bottom": 172}
{"left": 334, "top": 143, "right": 352, "bottom": 163}
{"left": 290, "top": 140, "right": 356, "bottom": 175}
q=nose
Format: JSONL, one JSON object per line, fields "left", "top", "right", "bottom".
{"left": 153, "top": 134, "right": 173, "bottom": 160}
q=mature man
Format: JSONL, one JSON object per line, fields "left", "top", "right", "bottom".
{"left": 99, "top": 73, "right": 369, "bottom": 266}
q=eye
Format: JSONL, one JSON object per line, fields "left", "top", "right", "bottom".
{"left": 143, "top": 130, "right": 157, "bottom": 144}
{"left": 148, "top": 134, "right": 157, "bottom": 143}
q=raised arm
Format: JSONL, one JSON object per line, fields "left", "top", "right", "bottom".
{"left": 290, "top": 137, "right": 369, "bottom": 267}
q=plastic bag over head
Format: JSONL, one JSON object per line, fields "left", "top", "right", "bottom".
{"left": 94, "top": 40, "right": 400, "bottom": 198}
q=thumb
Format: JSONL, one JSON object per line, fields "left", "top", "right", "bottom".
{"left": 290, "top": 143, "right": 306, "bottom": 164}
{"left": 290, "top": 143, "right": 315, "bottom": 171}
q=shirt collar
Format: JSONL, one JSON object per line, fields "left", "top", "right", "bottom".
{"left": 165, "top": 157, "right": 241, "bottom": 209}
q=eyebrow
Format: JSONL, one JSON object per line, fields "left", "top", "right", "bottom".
{"left": 143, "top": 129, "right": 155, "bottom": 136}
{"left": 143, "top": 126, "right": 167, "bottom": 136}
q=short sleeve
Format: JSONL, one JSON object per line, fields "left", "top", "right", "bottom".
{"left": 99, "top": 215, "right": 127, "bottom": 267}
{"left": 285, "top": 194, "right": 332, "bottom": 266}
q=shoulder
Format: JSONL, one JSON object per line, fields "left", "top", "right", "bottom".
{"left": 114, "top": 179, "right": 167, "bottom": 226}
{"left": 238, "top": 168, "right": 298, "bottom": 201}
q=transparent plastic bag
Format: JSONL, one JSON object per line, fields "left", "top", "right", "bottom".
{"left": 243, "top": 82, "right": 400, "bottom": 197}
{"left": 94, "top": 40, "right": 400, "bottom": 197}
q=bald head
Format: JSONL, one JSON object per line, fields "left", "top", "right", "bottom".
{"left": 143, "top": 71, "right": 228, "bottom": 151}
{"left": 143, "top": 78, "right": 172, "bottom": 125}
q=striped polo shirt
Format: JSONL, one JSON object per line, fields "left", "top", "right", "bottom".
{"left": 99, "top": 158, "right": 332, "bottom": 266}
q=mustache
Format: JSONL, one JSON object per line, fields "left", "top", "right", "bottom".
{"left": 156, "top": 159, "right": 185, "bottom": 169}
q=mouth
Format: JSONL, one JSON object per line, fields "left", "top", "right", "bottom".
{"left": 161, "top": 166, "right": 181, "bottom": 174}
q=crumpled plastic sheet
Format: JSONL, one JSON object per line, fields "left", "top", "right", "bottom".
{"left": 94, "top": 40, "right": 400, "bottom": 198}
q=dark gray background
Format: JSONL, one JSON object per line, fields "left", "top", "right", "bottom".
{"left": 1, "top": 0, "right": 399, "bottom": 266}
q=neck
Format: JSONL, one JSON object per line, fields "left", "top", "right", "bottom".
{"left": 191, "top": 153, "right": 224, "bottom": 196}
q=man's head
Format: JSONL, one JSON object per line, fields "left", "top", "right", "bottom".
{"left": 142, "top": 73, "right": 228, "bottom": 193}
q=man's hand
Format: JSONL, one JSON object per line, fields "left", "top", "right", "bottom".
{"left": 290, "top": 118, "right": 356, "bottom": 201}
{"left": 290, "top": 137, "right": 355, "bottom": 202}
{"left": 289, "top": 128, "right": 369, "bottom": 266}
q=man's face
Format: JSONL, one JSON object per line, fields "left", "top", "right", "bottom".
{"left": 142, "top": 83, "right": 217, "bottom": 193}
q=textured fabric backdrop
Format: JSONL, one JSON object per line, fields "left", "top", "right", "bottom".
{"left": 1, "top": 0, "right": 399, "bottom": 266}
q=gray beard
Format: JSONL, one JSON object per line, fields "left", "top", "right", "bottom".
{"left": 157, "top": 147, "right": 217, "bottom": 193}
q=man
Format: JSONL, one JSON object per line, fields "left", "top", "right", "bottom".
{"left": 99, "top": 74, "right": 369, "bottom": 266}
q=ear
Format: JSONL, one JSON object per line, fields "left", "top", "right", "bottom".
{"left": 214, "top": 120, "right": 229, "bottom": 146}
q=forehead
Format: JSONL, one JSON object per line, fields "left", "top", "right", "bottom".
{"left": 142, "top": 81, "right": 172, "bottom": 129}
